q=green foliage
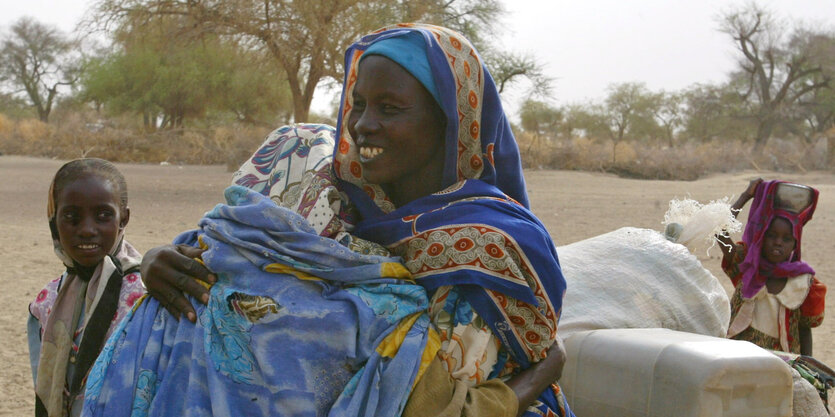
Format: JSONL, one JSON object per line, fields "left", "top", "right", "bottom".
{"left": 86, "top": 0, "right": 542, "bottom": 122}
{"left": 82, "top": 29, "right": 291, "bottom": 129}
{"left": 519, "top": 99, "right": 562, "bottom": 137}
{"left": 0, "top": 92, "right": 34, "bottom": 119}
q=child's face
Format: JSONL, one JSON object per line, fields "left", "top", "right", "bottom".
{"left": 761, "top": 217, "right": 796, "bottom": 264}
{"left": 55, "top": 174, "right": 128, "bottom": 267}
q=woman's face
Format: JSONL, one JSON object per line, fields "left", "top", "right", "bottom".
{"left": 55, "top": 174, "right": 128, "bottom": 267}
{"left": 347, "top": 55, "right": 446, "bottom": 206}
{"left": 761, "top": 217, "right": 796, "bottom": 264}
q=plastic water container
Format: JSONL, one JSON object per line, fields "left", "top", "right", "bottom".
{"left": 560, "top": 328, "right": 792, "bottom": 417}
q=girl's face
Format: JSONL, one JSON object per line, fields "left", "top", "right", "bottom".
{"left": 347, "top": 55, "right": 446, "bottom": 205}
{"left": 55, "top": 174, "right": 129, "bottom": 267}
{"left": 761, "top": 217, "right": 795, "bottom": 264}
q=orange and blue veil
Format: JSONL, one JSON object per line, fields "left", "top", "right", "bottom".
{"left": 334, "top": 24, "right": 570, "bottom": 415}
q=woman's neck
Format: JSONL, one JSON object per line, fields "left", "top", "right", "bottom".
{"left": 383, "top": 150, "right": 445, "bottom": 207}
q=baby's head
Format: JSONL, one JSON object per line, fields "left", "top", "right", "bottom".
{"left": 48, "top": 158, "right": 129, "bottom": 267}
{"left": 761, "top": 216, "right": 796, "bottom": 264}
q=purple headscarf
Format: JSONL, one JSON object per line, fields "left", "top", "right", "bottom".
{"left": 739, "top": 180, "right": 819, "bottom": 299}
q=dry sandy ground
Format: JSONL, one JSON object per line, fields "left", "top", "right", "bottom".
{"left": 1, "top": 155, "right": 833, "bottom": 415}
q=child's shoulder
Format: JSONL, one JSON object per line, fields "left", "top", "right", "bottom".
{"left": 119, "top": 270, "right": 146, "bottom": 302}
{"left": 30, "top": 274, "right": 65, "bottom": 321}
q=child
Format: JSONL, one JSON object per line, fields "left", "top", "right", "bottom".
{"left": 719, "top": 178, "right": 826, "bottom": 355}
{"left": 27, "top": 158, "right": 145, "bottom": 417}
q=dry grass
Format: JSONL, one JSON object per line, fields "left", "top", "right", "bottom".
{"left": 1, "top": 113, "right": 830, "bottom": 179}
{"left": 0, "top": 114, "right": 271, "bottom": 170}
{"left": 516, "top": 131, "right": 831, "bottom": 180}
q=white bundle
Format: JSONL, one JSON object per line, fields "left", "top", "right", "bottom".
{"left": 557, "top": 227, "right": 731, "bottom": 338}
{"left": 662, "top": 196, "right": 742, "bottom": 256}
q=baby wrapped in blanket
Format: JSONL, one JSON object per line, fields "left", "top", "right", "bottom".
{"left": 83, "top": 124, "right": 439, "bottom": 417}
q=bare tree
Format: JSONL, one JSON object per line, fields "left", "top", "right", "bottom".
{"left": 489, "top": 51, "right": 553, "bottom": 98}
{"left": 653, "top": 92, "right": 684, "bottom": 148}
{"left": 0, "top": 17, "right": 80, "bottom": 122}
{"left": 720, "top": 3, "right": 829, "bottom": 154}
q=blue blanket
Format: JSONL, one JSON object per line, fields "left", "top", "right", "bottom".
{"left": 83, "top": 186, "right": 435, "bottom": 417}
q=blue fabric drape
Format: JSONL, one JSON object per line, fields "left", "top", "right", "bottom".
{"left": 83, "top": 187, "right": 433, "bottom": 417}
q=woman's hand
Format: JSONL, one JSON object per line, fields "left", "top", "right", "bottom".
{"left": 505, "top": 337, "right": 567, "bottom": 417}
{"left": 141, "top": 244, "right": 216, "bottom": 322}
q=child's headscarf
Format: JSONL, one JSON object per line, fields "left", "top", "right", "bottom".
{"left": 738, "top": 180, "right": 818, "bottom": 299}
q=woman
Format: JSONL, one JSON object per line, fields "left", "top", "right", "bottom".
{"left": 119, "top": 24, "right": 572, "bottom": 416}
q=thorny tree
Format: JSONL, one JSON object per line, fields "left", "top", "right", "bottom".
{"left": 720, "top": 3, "right": 830, "bottom": 154}
{"left": 0, "top": 18, "right": 80, "bottom": 123}
{"left": 86, "top": 0, "right": 550, "bottom": 122}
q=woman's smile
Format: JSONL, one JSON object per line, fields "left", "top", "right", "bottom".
{"left": 359, "top": 145, "right": 384, "bottom": 162}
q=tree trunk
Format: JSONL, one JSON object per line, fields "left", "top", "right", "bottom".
{"left": 292, "top": 96, "right": 310, "bottom": 123}
{"left": 827, "top": 130, "right": 835, "bottom": 169}
{"left": 752, "top": 119, "right": 775, "bottom": 155}
{"left": 37, "top": 108, "right": 49, "bottom": 123}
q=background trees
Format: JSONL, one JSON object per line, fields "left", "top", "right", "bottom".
{"left": 82, "top": 19, "right": 292, "bottom": 130}
{"left": 85, "top": 0, "right": 548, "bottom": 122}
{"left": 0, "top": 18, "right": 80, "bottom": 122}
{"left": 720, "top": 3, "right": 830, "bottom": 154}
{"left": 0, "top": 2, "right": 833, "bottom": 174}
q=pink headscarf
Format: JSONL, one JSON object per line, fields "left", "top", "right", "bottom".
{"left": 739, "top": 180, "right": 818, "bottom": 299}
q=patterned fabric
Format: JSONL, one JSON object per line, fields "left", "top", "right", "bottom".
{"left": 29, "top": 265, "right": 145, "bottom": 417}
{"left": 232, "top": 124, "right": 353, "bottom": 238}
{"left": 739, "top": 180, "right": 819, "bottom": 299}
{"left": 334, "top": 24, "right": 571, "bottom": 417}
{"left": 83, "top": 187, "right": 438, "bottom": 417}
{"left": 723, "top": 243, "right": 826, "bottom": 353}
{"left": 32, "top": 171, "right": 144, "bottom": 417}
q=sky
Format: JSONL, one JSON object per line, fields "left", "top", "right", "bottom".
{"left": 2, "top": 0, "right": 834, "bottom": 118}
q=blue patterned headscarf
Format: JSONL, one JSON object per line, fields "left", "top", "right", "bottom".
{"left": 334, "top": 24, "right": 529, "bottom": 217}
{"left": 334, "top": 20, "right": 563, "bottom": 370}
{"left": 333, "top": 26, "right": 569, "bottom": 417}
{"left": 361, "top": 31, "right": 441, "bottom": 105}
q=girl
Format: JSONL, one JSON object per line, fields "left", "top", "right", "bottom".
{"left": 719, "top": 178, "right": 826, "bottom": 355}
{"left": 28, "top": 158, "right": 145, "bottom": 417}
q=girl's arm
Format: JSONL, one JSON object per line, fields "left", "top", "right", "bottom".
{"left": 799, "top": 325, "right": 812, "bottom": 356}
{"left": 798, "top": 276, "right": 826, "bottom": 357}
{"left": 717, "top": 178, "right": 762, "bottom": 256}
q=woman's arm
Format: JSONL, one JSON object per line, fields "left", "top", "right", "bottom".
{"left": 403, "top": 338, "right": 566, "bottom": 417}
{"left": 140, "top": 244, "right": 216, "bottom": 322}
{"left": 505, "top": 338, "right": 566, "bottom": 416}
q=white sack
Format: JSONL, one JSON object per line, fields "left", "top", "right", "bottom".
{"left": 557, "top": 227, "right": 730, "bottom": 338}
